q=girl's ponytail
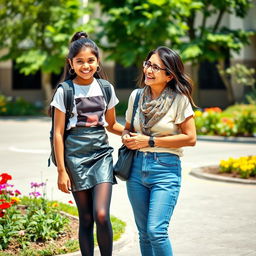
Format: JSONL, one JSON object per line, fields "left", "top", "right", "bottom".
{"left": 70, "top": 31, "right": 88, "bottom": 42}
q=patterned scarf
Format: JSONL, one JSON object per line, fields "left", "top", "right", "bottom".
{"left": 139, "top": 86, "right": 176, "bottom": 135}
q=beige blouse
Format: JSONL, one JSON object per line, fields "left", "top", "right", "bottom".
{"left": 125, "top": 89, "right": 194, "bottom": 157}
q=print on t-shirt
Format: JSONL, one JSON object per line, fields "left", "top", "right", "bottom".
{"left": 75, "top": 96, "right": 105, "bottom": 127}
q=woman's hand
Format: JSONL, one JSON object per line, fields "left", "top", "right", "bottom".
{"left": 123, "top": 132, "right": 149, "bottom": 150}
{"left": 57, "top": 170, "right": 71, "bottom": 194}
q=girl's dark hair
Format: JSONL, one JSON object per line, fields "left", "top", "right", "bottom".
{"left": 138, "top": 46, "right": 196, "bottom": 107}
{"left": 61, "top": 31, "right": 106, "bottom": 82}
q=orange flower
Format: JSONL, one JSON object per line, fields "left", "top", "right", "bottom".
{"left": 221, "top": 117, "right": 234, "bottom": 128}
{"left": 204, "top": 107, "right": 222, "bottom": 113}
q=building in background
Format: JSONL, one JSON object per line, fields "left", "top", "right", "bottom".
{"left": 0, "top": 1, "right": 255, "bottom": 109}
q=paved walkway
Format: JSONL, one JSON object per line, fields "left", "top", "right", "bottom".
{"left": 0, "top": 117, "right": 255, "bottom": 256}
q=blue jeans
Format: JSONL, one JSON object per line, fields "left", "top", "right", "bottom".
{"left": 126, "top": 151, "right": 181, "bottom": 256}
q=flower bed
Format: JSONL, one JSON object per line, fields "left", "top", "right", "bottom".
{"left": 195, "top": 104, "right": 256, "bottom": 137}
{"left": 0, "top": 173, "right": 125, "bottom": 255}
{"left": 0, "top": 173, "right": 70, "bottom": 252}
{"left": 219, "top": 156, "right": 256, "bottom": 179}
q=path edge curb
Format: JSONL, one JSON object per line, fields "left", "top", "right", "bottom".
{"left": 190, "top": 165, "right": 256, "bottom": 185}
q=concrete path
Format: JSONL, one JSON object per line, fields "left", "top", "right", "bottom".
{"left": 0, "top": 117, "right": 255, "bottom": 256}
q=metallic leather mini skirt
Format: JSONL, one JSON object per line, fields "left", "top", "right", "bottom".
{"left": 64, "top": 126, "right": 116, "bottom": 191}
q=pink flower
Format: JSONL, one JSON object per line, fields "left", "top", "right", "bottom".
{"left": 29, "top": 191, "right": 41, "bottom": 198}
{"left": 30, "top": 182, "right": 46, "bottom": 188}
{"left": 15, "top": 189, "right": 21, "bottom": 195}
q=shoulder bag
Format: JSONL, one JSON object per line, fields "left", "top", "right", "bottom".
{"left": 113, "top": 90, "right": 141, "bottom": 181}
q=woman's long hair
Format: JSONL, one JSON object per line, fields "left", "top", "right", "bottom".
{"left": 138, "top": 46, "right": 196, "bottom": 107}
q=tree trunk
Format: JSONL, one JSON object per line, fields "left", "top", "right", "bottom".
{"left": 190, "top": 63, "right": 199, "bottom": 106}
{"left": 41, "top": 71, "right": 53, "bottom": 109}
{"left": 217, "top": 60, "right": 235, "bottom": 105}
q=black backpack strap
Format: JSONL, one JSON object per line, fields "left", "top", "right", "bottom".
{"left": 48, "top": 80, "right": 74, "bottom": 167}
{"left": 130, "top": 89, "right": 141, "bottom": 132}
{"left": 97, "top": 78, "right": 112, "bottom": 109}
{"left": 61, "top": 80, "right": 75, "bottom": 129}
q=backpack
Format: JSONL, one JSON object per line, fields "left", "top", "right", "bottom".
{"left": 48, "top": 78, "right": 112, "bottom": 167}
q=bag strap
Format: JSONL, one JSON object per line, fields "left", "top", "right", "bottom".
{"left": 130, "top": 89, "right": 141, "bottom": 132}
{"left": 97, "top": 78, "right": 112, "bottom": 109}
{"left": 48, "top": 80, "right": 74, "bottom": 167}
{"left": 61, "top": 80, "right": 75, "bottom": 129}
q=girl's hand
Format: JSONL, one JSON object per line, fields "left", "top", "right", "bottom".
{"left": 123, "top": 132, "right": 149, "bottom": 150}
{"left": 57, "top": 171, "right": 71, "bottom": 194}
{"left": 121, "top": 130, "right": 131, "bottom": 144}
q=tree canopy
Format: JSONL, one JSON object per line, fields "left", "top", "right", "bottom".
{"left": 0, "top": 0, "right": 92, "bottom": 75}
{"left": 95, "top": 0, "right": 254, "bottom": 67}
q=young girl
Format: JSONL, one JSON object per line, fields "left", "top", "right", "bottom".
{"left": 50, "top": 31, "right": 123, "bottom": 256}
{"left": 122, "top": 46, "right": 197, "bottom": 256}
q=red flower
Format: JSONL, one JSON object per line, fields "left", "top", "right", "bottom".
{"left": 0, "top": 173, "right": 12, "bottom": 185}
{"left": 0, "top": 202, "right": 11, "bottom": 209}
{"left": 68, "top": 200, "right": 74, "bottom": 204}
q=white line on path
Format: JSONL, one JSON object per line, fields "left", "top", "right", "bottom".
{"left": 8, "top": 146, "right": 49, "bottom": 154}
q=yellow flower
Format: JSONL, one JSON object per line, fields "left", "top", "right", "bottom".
{"left": 195, "top": 110, "right": 202, "bottom": 117}
{"left": 52, "top": 202, "right": 59, "bottom": 208}
{"left": 11, "top": 197, "right": 21, "bottom": 203}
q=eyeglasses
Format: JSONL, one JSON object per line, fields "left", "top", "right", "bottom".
{"left": 143, "top": 61, "right": 166, "bottom": 73}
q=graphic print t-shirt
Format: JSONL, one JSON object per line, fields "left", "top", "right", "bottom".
{"left": 50, "top": 78, "right": 119, "bottom": 130}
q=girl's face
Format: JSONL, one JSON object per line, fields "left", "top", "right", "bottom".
{"left": 143, "top": 53, "right": 172, "bottom": 90}
{"left": 69, "top": 47, "right": 99, "bottom": 85}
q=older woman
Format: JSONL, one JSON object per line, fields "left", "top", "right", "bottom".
{"left": 122, "top": 46, "right": 197, "bottom": 256}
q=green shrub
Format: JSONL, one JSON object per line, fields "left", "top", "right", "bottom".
{"left": 115, "top": 101, "right": 128, "bottom": 116}
{"left": 195, "top": 104, "right": 256, "bottom": 137}
{"left": 0, "top": 93, "right": 43, "bottom": 116}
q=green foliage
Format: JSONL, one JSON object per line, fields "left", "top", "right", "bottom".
{"left": 219, "top": 64, "right": 256, "bottom": 87}
{"left": 111, "top": 215, "right": 126, "bottom": 241}
{"left": 195, "top": 104, "right": 256, "bottom": 136}
{"left": 95, "top": 0, "right": 197, "bottom": 66}
{"left": 95, "top": 0, "right": 253, "bottom": 67}
{"left": 0, "top": 93, "right": 43, "bottom": 116}
{"left": 245, "top": 87, "right": 256, "bottom": 104}
{"left": 0, "top": 174, "right": 125, "bottom": 255}
{"left": 115, "top": 101, "right": 128, "bottom": 116}
{"left": 0, "top": 0, "right": 93, "bottom": 75}
{"left": 49, "top": 200, "right": 126, "bottom": 242}
{"left": 0, "top": 179, "right": 70, "bottom": 251}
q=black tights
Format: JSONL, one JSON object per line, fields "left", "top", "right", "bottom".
{"left": 72, "top": 183, "right": 113, "bottom": 256}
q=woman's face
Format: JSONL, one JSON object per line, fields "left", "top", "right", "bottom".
{"left": 69, "top": 47, "right": 99, "bottom": 85}
{"left": 143, "top": 53, "right": 172, "bottom": 90}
